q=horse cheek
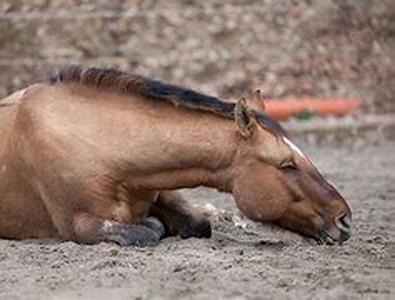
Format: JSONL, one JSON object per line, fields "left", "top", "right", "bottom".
{"left": 233, "top": 181, "right": 288, "bottom": 222}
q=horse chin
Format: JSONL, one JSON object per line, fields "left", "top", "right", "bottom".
{"left": 317, "top": 227, "right": 351, "bottom": 245}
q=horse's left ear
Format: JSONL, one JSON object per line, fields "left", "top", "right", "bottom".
{"left": 247, "top": 89, "right": 266, "bottom": 111}
{"left": 235, "top": 97, "right": 256, "bottom": 138}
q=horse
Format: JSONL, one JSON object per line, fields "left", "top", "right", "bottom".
{"left": 0, "top": 66, "right": 351, "bottom": 246}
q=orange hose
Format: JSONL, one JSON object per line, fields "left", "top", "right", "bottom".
{"left": 263, "top": 99, "right": 361, "bottom": 120}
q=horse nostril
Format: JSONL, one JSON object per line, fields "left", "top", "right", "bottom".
{"left": 335, "top": 214, "right": 351, "bottom": 233}
{"left": 341, "top": 214, "right": 351, "bottom": 228}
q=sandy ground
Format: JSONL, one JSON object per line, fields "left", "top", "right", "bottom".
{"left": 0, "top": 141, "right": 394, "bottom": 300}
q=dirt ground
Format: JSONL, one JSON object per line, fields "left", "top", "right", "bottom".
{"left": 0, "top": 140, "right": 394, "bottom": 300}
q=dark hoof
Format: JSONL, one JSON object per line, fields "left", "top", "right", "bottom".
{"left": 118, "top": 225, "right": 160, "bottom": 247}
{"left": 180, "top": 219, "right": 212, "bottom": 239}
{"left": 143, "top": 217, "right": 166, "bottom": 239}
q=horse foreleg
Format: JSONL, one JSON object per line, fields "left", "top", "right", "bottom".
{"left": 73, "top": 213, "right": 165, "bottom": 246}
{"left": 150, "top": 191, "right": 212, "bottom": 239}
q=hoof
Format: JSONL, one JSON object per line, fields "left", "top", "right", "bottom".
{"left": 143, "top": 217, "right": 166, "bottom": 239}
{"left": 118, "top": 225, "right": 160, "bottom": 247}
{"left": 180, "top": 218, "right": 212, "bottom": 239}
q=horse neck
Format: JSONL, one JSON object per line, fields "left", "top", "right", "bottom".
{"left": 120, "top": 98, "right": 238, "bottom": 192}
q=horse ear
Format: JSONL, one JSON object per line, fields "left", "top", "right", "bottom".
{"left": 235, "top": 97, "right": 256, "bottom": 138}
{"left": 248, "top": 89, "right": 266, "bottom": 111}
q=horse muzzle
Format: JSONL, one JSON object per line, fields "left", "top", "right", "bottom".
{"left": 318, "top": 213, "right": 351, "bottom": 245}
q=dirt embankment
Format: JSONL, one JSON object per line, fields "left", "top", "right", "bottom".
{"left": 1, "top": 0, "right": 394, "bottom": 113}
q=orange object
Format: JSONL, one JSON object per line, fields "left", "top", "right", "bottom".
{"left": 263, "top": 99, "right": 361, "bottom": 120}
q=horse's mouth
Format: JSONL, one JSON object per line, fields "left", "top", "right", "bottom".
{"left": 317, "top": 227, "right": 351, "bottom": 245}
{"left": 317, "top": 230, "right": 342, "bottom": 245}
{"left": 317, "top": 214, "right": 351, "bottom": 245}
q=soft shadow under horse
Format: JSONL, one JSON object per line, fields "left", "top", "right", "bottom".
{"left": 0, "top": 66, "right": 351, "bottom": 246}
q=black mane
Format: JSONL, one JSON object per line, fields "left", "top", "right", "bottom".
{"left": 49, "top": 65, "right": 285, "bottom": 135}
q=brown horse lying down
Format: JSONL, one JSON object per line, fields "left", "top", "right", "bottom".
{"left": 0, "top": 66, "right": 351, "bottom": 246}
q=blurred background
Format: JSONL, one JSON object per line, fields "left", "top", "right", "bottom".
{"left": 1, "top": 0, "right": 394, "bottom": 115}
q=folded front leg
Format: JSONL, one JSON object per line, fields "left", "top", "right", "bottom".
{"left": 73, "top": 213, "right": 165, "bottom": 246}
{"left": 150, "top": 191, "right": 212, "bottom": 239}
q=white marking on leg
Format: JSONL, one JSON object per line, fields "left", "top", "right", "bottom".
{"left": 103, "top": 220, "right": 114, "bottom": 232}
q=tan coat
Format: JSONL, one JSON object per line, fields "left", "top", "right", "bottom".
{"left": 0, "top": 66, "right": 351, "bottom": 245}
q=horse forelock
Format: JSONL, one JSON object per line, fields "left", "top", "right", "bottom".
{"left": 48, "top": 65, "right": 285, "bottom": 137}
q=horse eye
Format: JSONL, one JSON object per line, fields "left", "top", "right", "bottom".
{"left": 279, "top": 160, "right": 298, "bottom": 171}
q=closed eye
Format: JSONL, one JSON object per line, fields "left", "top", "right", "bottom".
{"left": 279, "top": 159, "right": 298, "bottom": 171}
